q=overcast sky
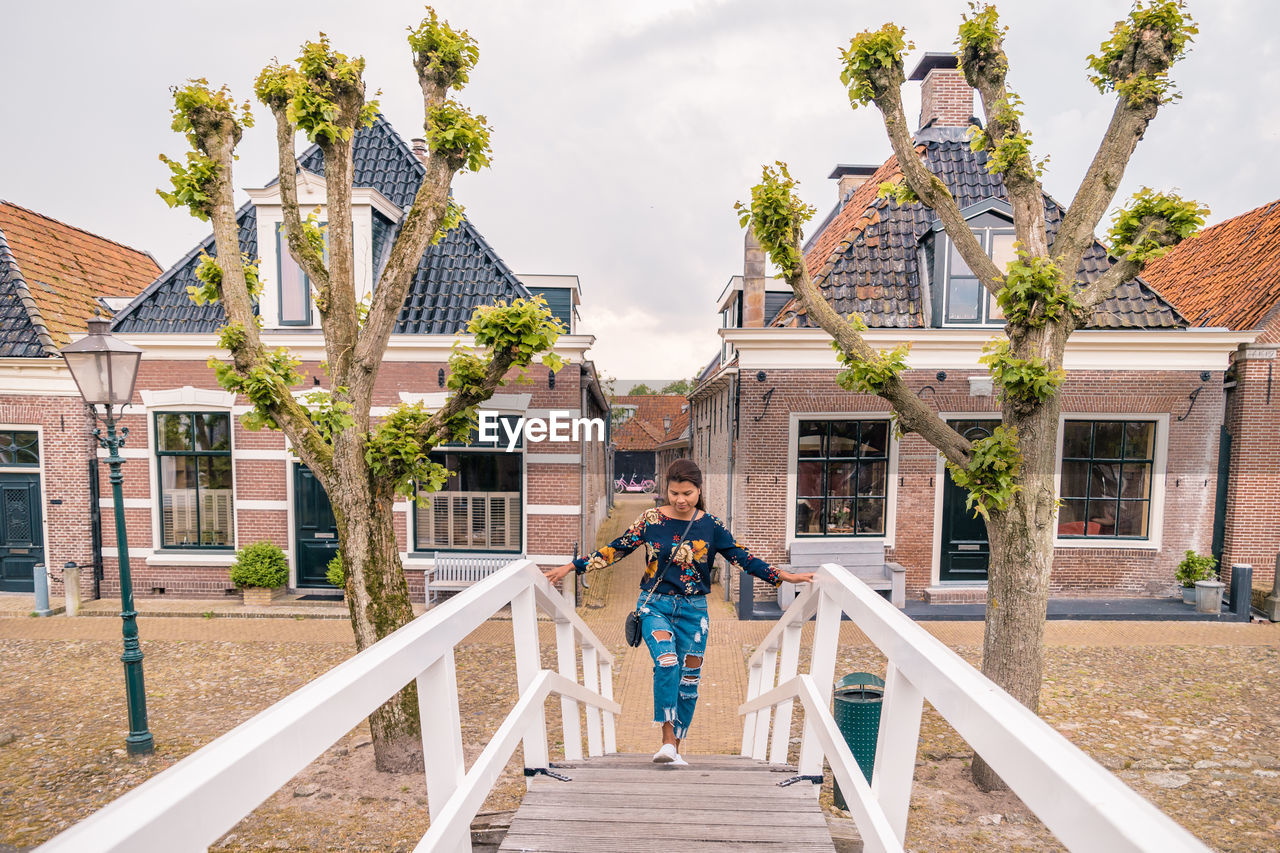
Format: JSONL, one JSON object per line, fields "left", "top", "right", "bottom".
{"left": 3, "top": 1, "right": 1276, "bottom": 384}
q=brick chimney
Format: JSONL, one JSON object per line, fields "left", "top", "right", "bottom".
{"left": 908, "top": 53, "right": 974, "bottom": 130}
{"left": 828, "top": 164, "right": 879, "bottom": 204}
{"left": 410, "top": 138, "right": 429, "bottom": 164}
{"left": 743, "top": 230, "right": 766, "bottom": 328}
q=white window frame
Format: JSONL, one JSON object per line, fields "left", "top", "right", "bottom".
{"left": 785, "top": 411, "right": 898, "bottom": 549}
{"left": 1052, "top": 412, "right": 1168, "bottom": 550}
{"left": 940, "top": 226, "right": 1015, "bottom": 328}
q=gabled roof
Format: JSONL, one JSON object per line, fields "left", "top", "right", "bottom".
{"left": 1140, "top": 199, "right": 1280, "bottom": 332}
{"left": 774, "top": 128, "right": 1182, "bottom": 330}
{"left": 611, "top": 394, "right": 689, "bottom": 451}
{"left": 0, "top": 202, "right": 160, "bottom": 357}
{"left": 112, "top": 115, "right": 529, "bottom": 335}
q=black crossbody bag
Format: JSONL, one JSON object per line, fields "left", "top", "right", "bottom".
{"left": 624, "top": 514, "right": 697, "bottom": 647}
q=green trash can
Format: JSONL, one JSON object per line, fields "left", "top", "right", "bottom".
{"left": 831, "top": 672, "right": 885, "bottom": 811}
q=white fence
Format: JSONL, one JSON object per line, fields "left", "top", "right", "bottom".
{"left": 740, "top": 563, "right": 1212, "bottom": 853}
{"left": 38, "top": 559, "right": 618, "bottom": 853}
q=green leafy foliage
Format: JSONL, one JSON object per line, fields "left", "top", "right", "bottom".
{"left": 230, "top": 540, "right": 289, "bottom": 589}
{"left": 1107, "top": 188, "right": 1208, "bottom": 263}
{"left": 303, "top": 388, "right": 356, "bottom": 444}
{"left": 626, "top": 383, "right": 657, "bottom": 396}
{"left": 1175, "top": 549, "right": 1217, "bottom": 588}
{"left": 877, "top": 180, "right": 920, "bottom": 206}
{"left": 833, "top": 340, "right": 910, "bottom": 394}
{"left": 956, "top": 3, "right": 1005, "bottom": 71}
{"left": 157, "top": 80, "right": 252, "bottom": 220}
{"left": 217, "top": 322, "right": 247, "bottom": 352}
{"left": 187, "top": 252, "right": 262, "bottom": 305}
{"left": 426, "top": 101, "right": 493, "bottom": 172}
{"left": 946, "top": 425, "right": 1023, "bottom": 518}
{"left": 211, "top": 348, "right": 303, "bottom": 431}
{"left": 981, "top": 339, "right": 1065, "bottom": 408}
{"left": 1087, "top": 1, "right": 1197, "bottom": 107}
{"left": 996, "top": 251, "right": 1078, "bottom": 327}
{"left": 839, "top": 24, "right": 913, "bottom": 107}
{"left": 326, "top": 551, "right": 347, "bottom": 588}
{"left": 157, "top": 151, "right": 221, "bottom": 220}
{"left": 468, "top": 296, "right": 565, "bottom": 373}
{"left": 408, "top": 8, "right": 480, "bottom": 90}
{"left": 432, "top": 198, "right": 466, "bottom": 246}
{"left": 365, "top": 402, "right": 455, "bottom": 499}
{"left": 256, "top": 35, "right": 378, "bottom": 146}
{"left": 736, "top": 163, "right": 816, "bottom": 280}
{"left": 966, "top": 94, "right": 1047, "bottom": 181}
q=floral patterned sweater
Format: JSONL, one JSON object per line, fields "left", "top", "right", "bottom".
{"left": 573, "top": 508, "right": 780, "bottom": 596}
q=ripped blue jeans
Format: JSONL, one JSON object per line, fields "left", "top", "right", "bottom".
{"left": 638, "top": 592, "right": 709, "bottom": 740}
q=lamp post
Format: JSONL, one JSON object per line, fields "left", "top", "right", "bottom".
{"left": 61, "top": 317, "right": 153, "bottom": 755}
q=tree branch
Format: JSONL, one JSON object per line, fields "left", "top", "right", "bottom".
{"left": 867, "top": 67, "right": 1005, "bottom": 296}
{"left": 267, "top": 106, "right": 330, "bottom": 291}
{"left": 353, "top": 76, "right": 453, "bottom": 380}
{"left": 1073, "top": 255, "right": 1140, "bottom": 321}
{"left": 1052, "top": 98, "right": 1158, "bottom": 275}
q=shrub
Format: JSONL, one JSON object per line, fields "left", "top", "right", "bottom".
{"left": 1175, "top": 550, "right": 1217, "bottom": 588}
{"left": 229, "top": 540, "right": 288, "bottom": 589}
{"left": 326, "top": 552, "right": 346, "bottom": 589}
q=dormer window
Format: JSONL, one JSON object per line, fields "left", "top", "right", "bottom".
{"left": 276, "top": 224, "right": 313, "bottom": 326}
{"left": 942, "top": 227, "right": 1015, "bottom": 325}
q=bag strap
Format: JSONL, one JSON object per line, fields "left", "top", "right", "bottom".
{"left": 638, "top": 512, "right": 698, "bottom": 608}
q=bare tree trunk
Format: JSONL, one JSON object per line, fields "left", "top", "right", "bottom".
{"left": 328, "top": 469, "right": 421, "bottom": 772}
{"left": 971, "top": 367, "right": 1063, "bottom": 792}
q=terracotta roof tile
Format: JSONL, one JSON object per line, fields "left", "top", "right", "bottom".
{"left": 0, "top": 201, "right": 160, "bottom": 351}
{"left": 611, "top": 394, "right": 688, "bottom": 450}
{"left": 1141, "top": 200, "right": 1280, "bottom": 331}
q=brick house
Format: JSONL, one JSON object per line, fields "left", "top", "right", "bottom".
{"left": 611, "top": 394, "right": 690, "bottom": 490}
{"left": 0, "top": 201, "right": 161, "bottom": 595}
{"left": 1141, "top": 201, "right": 1280, "bottom": 597}
{"left": 91, "top": 117, "right": 609, "bottom": 601}
{"left": 690, "top": 54, "right": 1251, "bottom": 605}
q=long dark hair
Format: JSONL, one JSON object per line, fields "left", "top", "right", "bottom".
{"left": 665, "top": 458, "right": 706, "bottom": 511}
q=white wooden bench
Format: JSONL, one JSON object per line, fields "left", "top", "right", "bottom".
{"left": 780, "top": 539, "right": 906, "bottom": 609}
{"left": 428, "top": 553, "right": 522, "bottom": 604}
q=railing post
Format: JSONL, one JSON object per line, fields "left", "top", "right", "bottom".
{"left": 752, "top": 643, "right": 778, "bottom": 760}
{"left": 417, "top": 650, "right": 465, "bottom": 822}
{"left": 581, "top": 646, "right": 604, "bottom": 757}
{"left": 797, "top": 585, "right": 841, "bottom": 781}
{"left": 554, "top": 619, "right": 584, "bottom": 762}
{"left": 871, "top": 661, "right": 924, "bottom": 843}
{"left": 768, "top": 621, "right": 803, "bottom": 765}
{"left": 741, "top": 660, "right": 763, "bottom": 756}
{"left": 511, "top": 586, "right": 549, "bottom": 773}
{"left": 600, "top": 661, "right": 617, "bottom": 754}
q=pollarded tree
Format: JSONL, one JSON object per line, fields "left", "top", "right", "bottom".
{"left": 157, "top": 11, "right": 563, "bottom": 772}
{"left": 741, "top": 1, "right": 1205, "bottom": 790}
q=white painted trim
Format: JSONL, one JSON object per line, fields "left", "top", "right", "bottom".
{"left": 526, "top": 554, "right": 575, "bottom": 564}
{"left": 144, "top": 551, "right": 238, "bottom": 567}
{"left": 99, "top": 498, "right": 152, "bottom": 510}
{"left": 140, "top": 387, "right": 236, "bottom": 408}
{"left": 102, "top": 547, "right": 155, "bottom": 558}
{"left": 96, "top": 448, "right": 150, "bottom": 460}
{"left": 930, "top": 413, "right": 1001, "bottom": 587}
{"left": 527, "top": 504, "right": 582, "bottom": 515}
{"left": 236, "top": 500, "right": 289, "bottom": 511}
{"left": 1052, "top": 412, "right": 1168, "bottom": 551}
{"left": 113, "top": 333, "right": 598, "bottom": 364}
{"left": 722, "top": 327, "right": 1254, "bottom": 372}
{"left": 527, "top": 453, "right": 582, "bottom": 465}
{"left": 393, "top": 501, "right": 412, "bottom": 514}
{"left": 0, "top": 360, "right": 80, "bottom": 396}
{"left": 783, "top": 412, "right": 898, "bottom": 551}
{"left": 232, "top": 449, "right": 291, "bottom": 461}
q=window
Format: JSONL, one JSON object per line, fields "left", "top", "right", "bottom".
{"left": 155, "top": 412, "right": 233, "bottom": 548}
{"left": 943, "top": 228, "right": 1016, "bottom": 325}
{"left": 795, "top": 420, "right": 889, "bottom": 537}
{"left": 277, "top": 224, "right": 313, "bottom": 326}
{"left": 0, "top": 431, "right": 38, "bottom": 466}
{"left": 1057, "top": 420, "right": 1154, "bottom": 539}
{"left": 414, "top": 451, "right": 522, "bottom": 552}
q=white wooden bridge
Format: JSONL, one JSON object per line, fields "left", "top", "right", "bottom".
{"left": 37, "top": 560, "right": 1211, "bottom": 852}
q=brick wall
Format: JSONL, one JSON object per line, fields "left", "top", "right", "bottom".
{"left": 920, "top": 68, "right": 974, "bottom": 129}
{"left": 1221, "top": 340, "right": 1280, "bottom": 591}
{"left": 707, "top": 366, "right": 1223, "bottom": 600}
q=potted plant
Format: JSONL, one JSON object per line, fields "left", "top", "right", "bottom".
{"left": 325, "top": 552, "right": 346, "bottom": 593}
{"left": 1175, "top": 550, "right": 1217, "bottom": 605}
{"left": 230, "top": 540, "right": 289, "bottom": 606}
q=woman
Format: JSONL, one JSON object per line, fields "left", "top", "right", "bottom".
{"left": 543, "top": 459, "right": 814, "bottom": 766}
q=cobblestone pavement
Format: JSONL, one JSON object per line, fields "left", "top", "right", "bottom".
{"left": 1, "top": 493, "right": 1277, "bottom": 851}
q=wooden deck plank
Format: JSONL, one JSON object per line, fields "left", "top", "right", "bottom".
{"left": 499, "top": 754, "right": 837, "bottom": 852}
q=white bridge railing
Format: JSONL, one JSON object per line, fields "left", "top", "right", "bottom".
{"left": 39, "top": 559, "right": 618, "bottom": 853}
{"left": 740, "top": 563, "right": 1211, "bottom": 853}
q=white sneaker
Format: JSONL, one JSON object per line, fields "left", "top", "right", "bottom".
{"left": 670, "top": 753, "right": 689, "bottom": 767}
{"left": 652, "top": 743, "right": 677, "bottom": 763}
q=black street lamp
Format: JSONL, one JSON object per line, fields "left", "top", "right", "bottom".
{"left": 61, "top": 317, "right": 153, "bottom": 756}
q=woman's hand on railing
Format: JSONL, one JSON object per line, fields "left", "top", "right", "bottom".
{"left": 777, "top": 570, "right": 816, "bottom": 585}
{"left": 542, "top": 563, "right": 576, "bottom": 585}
